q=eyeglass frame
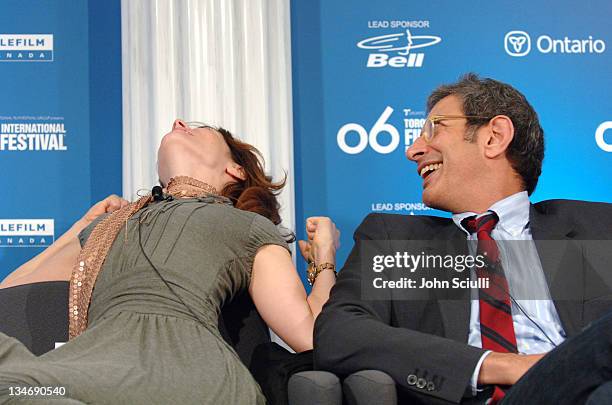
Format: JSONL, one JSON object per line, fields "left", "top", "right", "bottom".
{"left": 184, "top": 121, "right": 215, "bottom": 130}
{"left": 157, "top": 121, "right": 225, "bottom": 186}
{"left": 419, "top": 115, "right": 492, "bottom": 142}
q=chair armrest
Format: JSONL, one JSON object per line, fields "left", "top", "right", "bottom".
{"left": 587, "top": 381, "right": 612, "bottom": 405}
{"left": 0, "top": 281, "right": 69, "bottom": 355}
{"left": 343, "top": 370, "right": 397, "bottom": 405}
{"left": 288, "top": 371, "right": 342, "bottom": 405}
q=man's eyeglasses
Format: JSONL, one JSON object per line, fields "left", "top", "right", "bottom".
{"left": 419, "top": 115, "right": 491, "bottom": 142}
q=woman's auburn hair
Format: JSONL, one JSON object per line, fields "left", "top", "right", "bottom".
{"left": 217, "top": 127, "right": 294, "bottom": 241}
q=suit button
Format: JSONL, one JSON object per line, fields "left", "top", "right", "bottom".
{"left": 407, "top": 374, "right": 418, "bottom": 385}
{"left": 416, "top": 378, "right": 427, "bottom": 389}
{"left": 427, "top": 381, "right": 435, "bottom": 391}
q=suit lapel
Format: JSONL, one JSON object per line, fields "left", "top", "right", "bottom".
{"left": 529, "top": 204, "right": 584, "bottom": 336}
{"left": 433, "top": 222, "right": 473, "bottom": 343}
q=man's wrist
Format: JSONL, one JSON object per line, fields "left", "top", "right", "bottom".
{"left": 469, "top": 351, "right": 492, "bottom": 396}
{"left": 478, "top": 352, "right": 516, "bottom": 386}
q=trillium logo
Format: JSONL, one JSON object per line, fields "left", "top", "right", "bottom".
{"left": 505, "top": 31, "right": 531, "bottom": 57}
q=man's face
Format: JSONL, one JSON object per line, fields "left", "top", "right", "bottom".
{"left": 406, "top": 95, "right": 485, "bottom": 213}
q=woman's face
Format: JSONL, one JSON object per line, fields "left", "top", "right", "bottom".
{"left": 157, "top": 119, "right": 243, "bottom": 188}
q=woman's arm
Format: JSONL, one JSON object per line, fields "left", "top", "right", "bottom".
{"left": 0, "top": 195, "right": 129, "bottom": 289}
{"left": 249, "top": 217, "right": 339, "bottom": 352}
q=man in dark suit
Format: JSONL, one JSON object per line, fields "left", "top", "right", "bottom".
{"left": 314, "top": 74, "right": 612, "bottom": 404}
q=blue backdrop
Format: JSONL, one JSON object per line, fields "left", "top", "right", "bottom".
{"left": 2, "top": 1, "right": 610, "bottom": 284}
{"left": 291, "top": 0, "right": 612, "bottom": 275}
{"left": 0, "top": 0, "right": 122, "bottom": 278}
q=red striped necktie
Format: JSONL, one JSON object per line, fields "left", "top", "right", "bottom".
{"left": 462, "top": 212, "right": 517, "bottom": 404}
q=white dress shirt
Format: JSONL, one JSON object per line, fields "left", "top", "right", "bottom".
{"left": 452, "top": 191, "right": 567, "bottom": 394}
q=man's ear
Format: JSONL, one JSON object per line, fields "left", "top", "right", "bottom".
{"left": 484, "top": 115, "right": 514, "bottom": 159}
{"left": 226, "top": 164, "right": 246, "bottom": 181}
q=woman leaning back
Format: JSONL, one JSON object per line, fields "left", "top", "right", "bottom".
{"left": 0, "top": 119, "right": 339, "bottom": 404}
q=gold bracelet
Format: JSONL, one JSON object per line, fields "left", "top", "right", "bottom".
{"left": 307, "top": 262, "right": 336, "bottom": 286}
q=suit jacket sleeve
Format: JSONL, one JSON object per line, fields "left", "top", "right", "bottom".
{"left": 314, "top": 213, "right": 486, "bottom": 403}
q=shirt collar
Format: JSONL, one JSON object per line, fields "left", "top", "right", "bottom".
{"left": 452, "top": 191, "right": 530, "bottom": 236}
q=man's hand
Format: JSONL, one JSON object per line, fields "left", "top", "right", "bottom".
{"left": 478, "top": 352, "right": 546, "bottom": 386}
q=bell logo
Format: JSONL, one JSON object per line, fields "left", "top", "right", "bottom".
{"left": 505, "top": 31, "right": 531, "bottom": 57}
{"left": 357, "top": 29, "right": 442, "bottom": 69}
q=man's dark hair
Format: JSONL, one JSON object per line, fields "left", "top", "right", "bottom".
{"left": 427, "top": 73, "right": 544, "bottom": 195}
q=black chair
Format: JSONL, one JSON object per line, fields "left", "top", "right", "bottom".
{"left": 289, "top": 370, "right": 394, "bottom": 405}
{"left": 0, "top": 281, "right": 271, "bottom": 363}
{"left": 0, "top": 281, "right": 69, "bottom": 355}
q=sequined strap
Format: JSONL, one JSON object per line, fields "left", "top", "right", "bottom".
{"left": 167, "top": 175, "right": 218, "bottom": 197}
{"left": 68, "top": 196, "right": 151, "bottom": 339}
{"left": 68, "top": 175, "right": 223, "bottom": 339}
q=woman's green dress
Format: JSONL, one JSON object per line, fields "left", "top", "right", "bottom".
{"left": 0, "top": 197, "right": 288, "bottom": 404}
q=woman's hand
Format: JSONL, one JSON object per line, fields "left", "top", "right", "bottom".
{"left": 1, "top": 195, "right": 129, "bottom": 288}
{"left": 83, "top": 195, "right": 129, "bottom": 222}
{"left": 298, "top": 217, "right": 340, "bottom": 265}
{"left": 76, "top": 195, "right": 130, "bottom": 231}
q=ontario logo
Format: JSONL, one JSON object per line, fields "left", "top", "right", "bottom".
{"left": 357, "top": 29, "right": 442, "bottom": 68}
{"left": 504, "top": 30, "right": 606, "bottom": 57}
{"left": 504, "top": 31, "right": 531, "bottom": 57}
{"left": 0, "top": 34, "right": 54, "bottom": 62}
{"left": 0, "top": 219, "right": 54, "bottom": 247}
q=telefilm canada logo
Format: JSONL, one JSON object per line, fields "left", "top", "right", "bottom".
{"left": 0, "top": 219, "right": 54, "bottom": 247}
{"left": 504, "top": 30, "right": 606, "bottom": 57}
{"left": 0, "top": 34, "right": 54, "bottom": 62}
{"left": 357, "top": 20, "right": 441, "bottom": 68}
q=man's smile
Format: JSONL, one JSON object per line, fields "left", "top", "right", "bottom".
{"left": 419, "top": 162, "right": 443, "bottom": 178}
{"left": 417, "top": 161, "right": 444, "bottom": 188}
